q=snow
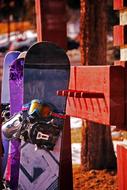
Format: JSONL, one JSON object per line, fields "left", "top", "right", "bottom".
{"left": 113, "top": 140, "right": 127, "bottom": 154}
{"left": 71, "top": 117, "right": 82, "bottom": 129}
{"left": 71, "top": 118, "right": 127, "bottom": 164}
{"left": 72, "top": 143, "right": 81, "bottom": 165}
{"left": 71, "top": 140, "right": 127, "bottom": 165}
{"left": 67, "top": 21, "right": 80, "bottom": 39}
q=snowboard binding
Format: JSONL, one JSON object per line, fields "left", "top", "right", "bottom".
{"left": 0, "top": 179, "right": 11, "bottom": 190}
{"left": 2, "top": 99, "right": 63, "bottom": 150}
{"left": 1, "top": 104, "right": 10, "bottom": 123}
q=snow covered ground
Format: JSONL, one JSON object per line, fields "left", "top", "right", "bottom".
{"left": 71, "top": 117, "right": 82, "bottom": 129}
{"left": 72, "top": 143, "right": 81, "bottom": 165}
{"left": 71, "top": 117, "right": 127, "bottom": 165}
{"left": 113, "top": 140, "right": 127, "bottom": 154}
{"left": 71, "top": 141, "right": 127, "bottom": 165}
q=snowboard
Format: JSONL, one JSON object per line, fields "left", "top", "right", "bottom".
{"left": 1, "top": 51, "right": 20, "bottom": 177}
{"left": 9, "top": 57, "right": 24, "bottom": 189}
{"left": 18, "top": 42, "right": 72, "bottom": 190}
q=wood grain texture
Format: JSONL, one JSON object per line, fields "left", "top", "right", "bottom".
{"left": 65, "top": 66, "right": 125, "bottom": 127}
{"left": 35, "top": 0, "right": 67, "bottom": 49}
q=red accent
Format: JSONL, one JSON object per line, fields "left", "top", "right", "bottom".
{"left": 113, "top": 25, "right": 127, "bottom": 46}
{"left": 117, "top": 145, "right": 127, "bottom": 190}
{"left": 114, "top": 0, "right": 127, "bottom": 10}
{"left": 22, "top": 107, "right": 28, "bottom": 111}
{"left": 51, "top": 112, "right": 66, "bottom": 119}
{"left": 58, "top": 66, "right": 125, "bottom": 127}
{"left": 5, "top": 154, "right": 11, "bottom": 181}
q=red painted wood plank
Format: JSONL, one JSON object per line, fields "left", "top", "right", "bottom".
{"left": 114, "top": 0, "right": 127, "bottom": 10}
{"left": 35, "top": 0, "right": 67, "bottom": 49}
{"left": 117, "top": 145, "right": 127, "bottom": 190}
{"left": 113, "top": 25, "right": 127, "bottom": 46}
{"left": 65, "top": 66, "right": 125, "bottom": 127}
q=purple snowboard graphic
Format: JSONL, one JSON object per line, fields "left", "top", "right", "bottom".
{"left": 1, "top": 51, "right": 20, "bottom": 178}
{"left": 9, "top": 58, "right": 24, "bottom": 189}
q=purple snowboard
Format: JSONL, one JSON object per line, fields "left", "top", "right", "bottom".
{"left": 1, "top": 51, "right": 20, "bottom": 178}
{"left": 9, "top": 58, "right": 24, "bottom": 189}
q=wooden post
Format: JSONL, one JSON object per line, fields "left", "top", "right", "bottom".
{"left": 35, "top": 0, "right": 67, "bottom": 49}
{"left": 80, "top": 0, "right": 117, "bottom": 171}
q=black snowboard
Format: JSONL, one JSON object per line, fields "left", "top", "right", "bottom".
{"left": 18, "top": 42, "right": 72, "bottom": 190}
